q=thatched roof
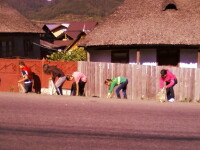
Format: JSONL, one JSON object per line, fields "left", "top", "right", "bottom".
{"left": 81, "top": 0, "right": 200, "bottom": 46}
{"left": 0, "top": 0, "right": 43, "bottom": 33}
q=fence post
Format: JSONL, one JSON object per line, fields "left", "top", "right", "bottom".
{"left": 41, "top": 58, "right": 46, "bottom": 88}
{"left": 17, "top": 58, "right": 21, "bottom": 80}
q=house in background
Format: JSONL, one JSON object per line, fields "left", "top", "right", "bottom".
{"left": 40, "top": 22, "right": 98, "bottom": 57}
{"left": 80, "top": 0, "right": 200, "bottom": 68}
{"left": 0, "top": 0, "right": 43, "bottom": 59}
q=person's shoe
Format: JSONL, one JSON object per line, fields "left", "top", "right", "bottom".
{"left": 168, "top": 98, "right": 175, "bottom": 102}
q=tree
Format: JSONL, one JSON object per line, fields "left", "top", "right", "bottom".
{"left": 46, "top": 47, "right": 87, "bottom": 61}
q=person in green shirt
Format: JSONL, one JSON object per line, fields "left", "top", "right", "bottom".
{"left": 104, "top": 76, "right": 128, "bottom": 99}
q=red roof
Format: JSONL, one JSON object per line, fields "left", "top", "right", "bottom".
{"left": 53, "top": 40, "right": 74, "bottom": 47}
{"left": 40, "top": 40, "right": 58, "bottom": 49}
{"left": 44, "top": 22, "right": 97, "bottom": 32}
{"left": 67, "top": 22, "right": 98, "bottom": 31}
{"left": 65, "top": 31, "right": 82, "bottom": 39}
{"left": 42, "top": 22, "right": 98, "bottom": 49}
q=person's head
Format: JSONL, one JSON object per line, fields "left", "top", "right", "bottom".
{"left": 104, "top": 79, "right": 112, "bottom": 86}
{"left": 66, "top": 75, "right": 74, "bottom": 81}
{"left": 160, "top": 69, "right": 167, "bottom": 78}
{"left": 19, "top": 62, "right": 25, "bottom": 69}
{"left": 43, "top": 64, "right": 51, "bottom": 74}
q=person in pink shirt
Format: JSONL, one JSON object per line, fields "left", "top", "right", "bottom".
{"left": 66, "top": 71, "right": 87, "bottom": 96}
{"left": 160, "top": 69, "right": 178, "bottom": 102}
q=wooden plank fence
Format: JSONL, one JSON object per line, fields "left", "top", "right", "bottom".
{"left": 78, "top": 61, "right": 200, "bottom": 102}
{"left": 1, "top": 59, "right": 200, "bottom": 102}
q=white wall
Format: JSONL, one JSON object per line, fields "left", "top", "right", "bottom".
{"left": 140, "top": 49, "right": 157, "bottom": 66}
{"left": 88, "top": 48, "right": 199, "bottom": 68}
{"left": 129, "top": 49, "right": 136, "bottom": 63}
{"left": 129, "top": 49, "right": 157, "bottom": 66}
{"left": 89, "top": 48, "right": 157, "bottom": 65}
{"left": 179, "top": 49, "right": 198, "bottom": 68}
{"left": 88, "top": 50, "right": 111, "bottom": 62}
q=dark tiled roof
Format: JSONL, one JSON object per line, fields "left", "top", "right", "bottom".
{"left": 40, "top": 40, "right": 73, "bottom": 49}
{"left": 81, "top": 0, "right": 200, "bottom": 46}
{"left": 45, "top": 24, "right": 70, "bottom": 31}
{"left": 65, "top": 31, "right": 82, "bottom": 39}
{"left": 67, "top": 22, "right": 98, "bottom": 31}
{"left": 40, "top": 40, "right": 58, "bottom": 49}
{"left": 45, "top": 24, "right": 62, "bottom": 31}
{"left": 0, "top": 0, "right": 43, "bottom": 33}
{"left": 44, "top": 22, "right": 98, "bottom": 32}
{"left": 53, "top": 40, "right": 74, "bottom": 47}
{"left": 43, "top": 22, "right": 97, "bottom": 40}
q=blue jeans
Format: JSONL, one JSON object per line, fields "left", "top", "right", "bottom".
{"left": 116, "top": 79, "right": 128, "bottom": 99}
{"left": 24, "top": 82, "right": 32, "bottom": 93}
{"left": 166, "top": 79, "right": 178, "bottom": 100}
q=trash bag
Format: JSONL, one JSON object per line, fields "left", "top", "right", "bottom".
{"left": 48, "top": 79, "right": 57, "bottom": 95}
{"left": 157, "top": 88, "right": 166, "bottom": 103}
{"left": 18, "top": 83, "right": 25, "bottom": 93}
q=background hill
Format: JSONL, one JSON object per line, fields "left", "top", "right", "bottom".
{"left": 5, "top": 0, "right": 124, "bottom": 22}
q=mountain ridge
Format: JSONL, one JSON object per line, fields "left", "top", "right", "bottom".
{"left": 5, "top": 0, "right": 124, "bottom": 22}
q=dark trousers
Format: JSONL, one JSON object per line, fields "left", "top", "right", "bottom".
{"left": 24, "top": 83, "right": 32, "bottom": 93}
{"left": 116, "top": 79, "right": 128, "bottom": 99}
{"left": 166, "top": 79, "right": 178, "bottom": 100}
{"left": 71, "top": 81, "right": 86, "bottom": 96}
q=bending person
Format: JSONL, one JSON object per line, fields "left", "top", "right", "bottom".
{"left": 160, "top": 69, "right": 178, "bottom": 102}
{"left": 43, "top": 64, "right": 66, "bottom": 95}
{"left": 104, "top": 76, "right": 128, "bottom": 99}
{"left": 66, "top": 71, "right": 87, "bottom": 96}
{"left": 18, "top": 62, "right": 32, "bottom": 93}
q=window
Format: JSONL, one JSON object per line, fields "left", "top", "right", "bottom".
{"left": 164, "top": 3, "right": 178, "bottom": 11}
{"left": 0, "top": 40, "right": 14, "bottom": 58}
{"left": 157, "top": 47, "right": 180, "bottom": 66}
{"left": 111, "top": 50, "right": 129, "bottom": 63}
{"left": 24, "top": 39, "right": 33, "bottom": 57}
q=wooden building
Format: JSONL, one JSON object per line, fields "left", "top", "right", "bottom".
{"left": 42, "top": 22, "right": 98, "bottom": 51}
{"left": 80, "top": 0, "right": 200, "bottom": 68}
{"left": 0, "top": 0, "right": 43, "bottom": 59}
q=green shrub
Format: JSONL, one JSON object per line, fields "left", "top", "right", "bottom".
{"left": 47, "top": 47, "right": 87, "bottom": 61}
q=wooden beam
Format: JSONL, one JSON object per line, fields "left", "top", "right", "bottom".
{"left": 136, "top": 49, "right": 140, "bottom": 64}
{"left": 87, "top": 51, "right": 90, "bottom": 62}
{"left": 198, "top": 50, "right": 200, "bottom": 68}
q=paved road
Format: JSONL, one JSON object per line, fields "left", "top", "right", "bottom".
{"left": 0, "top": 92, "right": 200, "bottom": 150}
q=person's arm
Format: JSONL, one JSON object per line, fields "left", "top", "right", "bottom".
{"left": 73, "top": 72, "right": 81, "bottom": 96}
{"left": 18, "top": 74, "right": 28, "bottom": 83}
{"left": 107, "top": 92, "right": 111, "bottom": 98}
{"left": 76, "top": 82, "right": 79, "bottom": 96}
{"left": 166, "top": 79, "right": 175, "bottom": 88}
{"left": 166, "top": 72, "right": 176, "bottom": 88}
{"left": 107, "top": 82, "right": 115, "bottom": 98}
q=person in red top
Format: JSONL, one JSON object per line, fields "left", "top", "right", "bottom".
{"left": 18, "top": 62, "right": 32, "bottom": 93}
{"left": 160, "top": 69, "right": 178, "bottom": 102}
